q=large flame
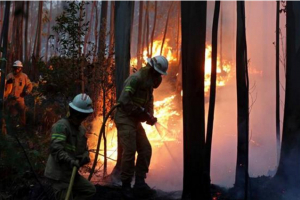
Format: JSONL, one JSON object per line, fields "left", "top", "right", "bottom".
{"left": 204, "top": 45, "right": 232, "bottom": 94}
{"left": 131, "top": 39, "right": 177, "bottom": 68}
{"left": 89, "top": 41, "right": 232, "bottom": 179}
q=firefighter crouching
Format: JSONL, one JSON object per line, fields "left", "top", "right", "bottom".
{"left": 44, "top": 93, "right": 96, "bottom": 200}
{"left": 114, "top": 55, "right": 168, "bottom": 199}
{"left": 5, "top": 60, "right": 32, "bottom": 126}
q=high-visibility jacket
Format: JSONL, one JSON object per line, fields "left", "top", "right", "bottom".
{"left": 6, "top": 72, "right": 32, "bottom": 101}
{"left": 118, "top": 65, "right": 154, "bottom": 116}
{"left": 44, "top": 118, "right": 90, "bottom": 182}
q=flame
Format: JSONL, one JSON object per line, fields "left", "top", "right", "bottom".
{"left": 89, "top": 42, "right": 233, "bottom": 179}
{"left": 205, "top": 45, "right": 232, "bottom": 94}
{"left": 88, "top": 95, "right": 180, "bottom": 174}
{"left": 131, "top": 39, "right": 177, "bottom": 68}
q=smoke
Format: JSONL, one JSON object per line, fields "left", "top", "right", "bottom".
{"left": 88, "top": 1, "right": 286, "bottom": 192}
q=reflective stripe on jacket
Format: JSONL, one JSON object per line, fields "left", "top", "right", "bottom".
{"left": 118, "top": 65, "right": 154, "bottom": 116}
{"left": 44, "top": 118, "right": 89, "bottom": 182}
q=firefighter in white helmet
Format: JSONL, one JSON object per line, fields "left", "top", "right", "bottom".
{"left": 44, "top": 93, "right": 96, "bottom": 200}
{"left": 114, "top": 55, "right": 168, "bottom": 199}
{"left": 5, "top": 60, "right": 32, "bottom": 126}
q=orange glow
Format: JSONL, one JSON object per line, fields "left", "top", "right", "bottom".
{"left": 88, "top": 95, "right": 180, "bottom": 174}
{"left": 90, "top": 42, "right": 233, "bottom": 179}
{"left": 204, "top": 44, "right": 232, "bottom": 94}
{"left": 130, "top": 39, "right": 177, "bottom": 68}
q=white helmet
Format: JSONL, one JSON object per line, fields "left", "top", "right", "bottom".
{"left": 69, "top": 93, "right": 94, "bottom": 114}
{"left": 147, "top": 55, "right": 168, "bottom": 75}
{"left": 13, "top": 60, "right": 23, "bottom": 68}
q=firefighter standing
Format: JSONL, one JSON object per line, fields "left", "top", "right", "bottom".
{"left": 44, "top": 93, "right": 96, "bottom": 200}
{"left": 114, "top": 55, "right": 168, "bottom": 199}
{"left": 5, "top": 60, "right": 32, "bottom": 126}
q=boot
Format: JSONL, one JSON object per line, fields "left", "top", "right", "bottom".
{"left": 133, "top": 176, "right": 156, "bottom": 198}
{"left": 122, "top": 180, "right": 134, "bottom": 200}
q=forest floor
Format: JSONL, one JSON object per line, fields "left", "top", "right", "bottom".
{"left": 1, "top": 175, "right": 298, "bottom": 200}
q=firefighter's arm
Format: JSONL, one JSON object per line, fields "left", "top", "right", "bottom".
{"left": 121, "top": 77, "right": 143, "bottom": 115}
{"left": 50, "top": 123, "right": 78, "bottom": 168}
{"left": 24, "top": 75, "right": 33, "bottom": 94}
{"left": 79, "top": 146, "right": 90, "bottom": 166}
{"left": 147, "top": 93, "right": 154, "bottom": 116}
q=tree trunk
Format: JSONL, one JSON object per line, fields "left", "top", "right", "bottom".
{"left": 181, "top": 2, "right": 207, "bottom": 199}
{"left": 84, "top": 2, "right": 94, "bottom": 55}
{"left": 32, "top": 1, "right": 43, "bottom": 81}
{"left": 45, "top": 1, "right": 52, "bottom": 62}
{"left": 160, "top": 2, "right": 174, "bottom": 55}
{"left": 275, "top": 0, "right": 280, "bottom": 165}
{"left": 24, "top": 1, "right": 29, "bottom": 65}
{"left": 136, "top": 1, "right": 143, "bottom": 69}
{"left": 93, "top": 2, "right": 98, "bottom": 61}
{"left": 275, "top": 1, "right": 300, "bottom": 187}
{"left": 205, "top": 1, "right": 220, "bottom": 196}
{"left": 11, "top": 1, "right": 24, "bottom": 62}
{"left": 0, "top": 1, "right": 11, "bottom": 134}
{"left": 98, "top": 1, "right": 108, "bottom": 62}
{"left": 111, "top": 1, "right": 134, "bottom": 181}
{"left": 107, "top": 1, "right": 115, "bottom": 68}
{"left": 234, "top": 1, "right": 249, "bottom": 199}
{"left": 150, "top": 1, "right": 157, "bottom": 58}
{"left": 145, "top": 2, "right": 149, "bottom": 57}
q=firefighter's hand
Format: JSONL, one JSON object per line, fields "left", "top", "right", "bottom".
{"left": 20, "top": 91, "right": 27, "bottom": 97}
{"left": 6, "top": 78, "right": 13, "bottom": 84}
{"left": 70, "top": 160, "right": 80, "bottom": 168}
{"left": 80, "top": 156, "right": 90, "bottom": 166}
{"left": 146, "top": 115, "right": 157, "bottom": 126}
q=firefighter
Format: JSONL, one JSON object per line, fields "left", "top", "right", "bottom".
{"left": 5, "top": 60, "right": 32, "bottom": 126}
{"left": 44, "top": 93, "right": 96, "bottom": 200}
{"left": 114, "top": 55, "right": 168, "bottom": 199}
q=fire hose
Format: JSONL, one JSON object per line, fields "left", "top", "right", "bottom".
{"left": 88, "top": 103, "right": 121, "bottom": 181}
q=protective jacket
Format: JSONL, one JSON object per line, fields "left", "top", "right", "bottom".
{"left": 6, "top": 72, "right": 32, "bottom": 101}
{"left": 44, "top": 118, "right": 89, "bottom": 182}
{"left": 118, "top": 65, "right": 154, "bottom": 117}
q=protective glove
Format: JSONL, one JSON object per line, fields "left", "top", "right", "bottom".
{"left": 20, "top": 91, "right": 27, "bottom": 97}
{"left": 6, "top": 78, "right": 13, "bottom": 84}
{"left": 80, "top": 156, "right": 90, "bottom": 166}
{"left": 70, "top": 159, "right": 80, "bottom": 168}
{"left": 146, "top": 114, "right": 157, "bottom": 126}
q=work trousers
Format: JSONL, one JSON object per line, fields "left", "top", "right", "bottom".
{"left": 115, "top": 108, "right": 152, "bottom": 182}
{"left": 6, "top": 98, "right": 26, "bottom": 126}
{"left": 50, "top": 174, "right": 96, "bottom": 200}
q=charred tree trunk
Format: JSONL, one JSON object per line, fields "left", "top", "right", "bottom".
{"left": 24, "top": 1, "right": 29, "bottom": 65}
{"left": 275, "top": 0, "right": 280, "bottom": 164}
{"left": 93, "top": 2, "right": 99, "bottom": 61}
{"left": 145, "top": 2, "right": 149, "bottom": 57}
{"left": 160, "top": 2, "right": 174, "bottom": 55}
{"left": 0, "top": 1, "right": 11, "bottom": 134}
{"left": 234, "top": 1, "right": 249, "bottom": 199}
{"left": 275, "top": 1, "right": 300, "bottom": 187}
{"left": 32, "top": 1, "right": 43, "bottom": 81}
{"left": 136, "top": 1, "right": 143, "bottom": 69}
{"left": 111, "top": 1, "right": 134, "bottom": 181}
{"left": 107, "top": 1, "right": 115, "bottom": 68}
{"left": 181, "top": 2, "right": 208, "bottom": 199}
{"left": 84, "top": 2, "right": 95, "bottom": 55}
{"left": 150, "top": 1, "right": 157, "bottom": 58}
{"left": 98, "top": 1, "right": 108, "bottom": 62}
{"left": 205, "top": 1, "right": 220, "bottom": 196}
{"left": 45, "top": 1, "right": 52, "bottom": 62}
{"left": 11, "top": 1, "right": 24, "bottom": 62}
